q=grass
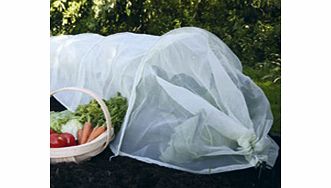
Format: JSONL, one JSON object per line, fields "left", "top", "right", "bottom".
{"left": 244, "top": 67, "right": 281, "bottom": 135}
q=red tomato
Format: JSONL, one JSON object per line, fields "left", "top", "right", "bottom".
{"left": 61, "top": 133, "right": 77, "bottom": 147}
{"left": 50, "top": 133, "right": 67, "bottom": 148}
{"left": 50, "top": 129, "right": 56, "bottom": 134}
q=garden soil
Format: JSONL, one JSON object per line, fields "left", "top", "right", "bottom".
{"left": 50, "top": 97, "right": 280, "bottom": 188}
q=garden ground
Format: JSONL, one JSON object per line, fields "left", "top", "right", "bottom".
{"left": 50, "top": 97, "right": 280, "bottom": 188}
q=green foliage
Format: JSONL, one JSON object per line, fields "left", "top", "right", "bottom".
{"left": 50, "top": 110, "right": 77, "bottom": 133}
{"left": 75, "top": 93, "right": 128, "bottom": 133}
{"left": 50, "top": 0, "right": 280, "bottom": 71}
{"left": 244, "top": 66, "right": 280, "bottom": 134}
{"left": 50, "top": 0, "right": 280, "bottom": 134}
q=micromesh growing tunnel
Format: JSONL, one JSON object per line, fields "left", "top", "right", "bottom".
{"left": 50, "top": 27, "right": 279, "bottom": 174}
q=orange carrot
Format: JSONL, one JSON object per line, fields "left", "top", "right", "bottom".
{"left": 87, "top": 125, "right": 106, "bottom": 143}
{"left": 77, "top": 128, "right": 83, "bottom": 145}
{"left": 81, "top": 122, "right": 93, "bottom": 144}
{"left": 87, "top": 126, "right": 98, "bottom": 142}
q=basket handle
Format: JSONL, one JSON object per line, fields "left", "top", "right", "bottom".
{"left": 50, "top": 87, "right": 114, "bottom": 149}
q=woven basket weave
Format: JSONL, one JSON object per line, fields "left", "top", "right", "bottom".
{"left": 50, "top": 87, "right": 114, "bottom": 164}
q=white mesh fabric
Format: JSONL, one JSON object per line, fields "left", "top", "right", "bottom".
{"left": 50, "top": 27, "right": 279, "bottom": 174}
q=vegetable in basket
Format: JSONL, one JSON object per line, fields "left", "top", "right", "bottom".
{"left": 80, "top": 120, "right": 93, "bottom": 144}
{"left": 60, "top": 119, "right": 83, "bottom": 140}
{"left": 50, "top": 92, "right": 128, "bottom": 147}
{"left": 61, "top": 133, "right": 76, "bottom": 146}
{"left": 50, "top": 132, "right": 76, "bottom": 148}
{"left": 87, "top": 125, "right": 106, "bottom": 142}
{"left": 74, "top": 92, "right": 128, "bottom": 134}
{"left": 50, "top": 110, "right": 76, "bottom": 133}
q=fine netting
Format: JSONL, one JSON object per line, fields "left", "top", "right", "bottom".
{"left": 50, "top": 27, "right": 279, "bottom": 174}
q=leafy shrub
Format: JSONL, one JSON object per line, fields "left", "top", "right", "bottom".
{"left": 51, "top": 0, "right": 280, "bottom": 70}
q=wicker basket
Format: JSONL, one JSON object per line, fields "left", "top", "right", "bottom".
{"left": 50, "top": 87, "right": 114, "bottom": 164}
